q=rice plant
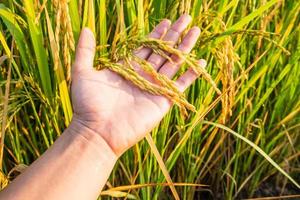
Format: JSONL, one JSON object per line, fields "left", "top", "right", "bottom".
{"left": 0, "top": 0, "right": 299, "bottom": 199}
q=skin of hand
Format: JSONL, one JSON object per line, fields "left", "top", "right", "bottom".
{"left": 0, "top": 15, "right": 206, "bottom": 200}
{"left": 71, "top": 14, "right": 206, "bottom": 157}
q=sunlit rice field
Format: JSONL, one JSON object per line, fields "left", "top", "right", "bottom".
{"left": 0, "top": 0, "right": 299, "bottom": 199}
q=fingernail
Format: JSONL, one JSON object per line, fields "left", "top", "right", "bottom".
{"left": 173, "top": 14, "right": 192, "bottom": 32}
{"left": 198, "top": 59, "right": 207, "bottom": 68}
{"left": 181, "top": 14, "right": 192, "bottom": 21}
{"left": 190, "top": 26, "right": 201, "bottom": 36}
{"left": 182, "top": 14, "right": 192, "bottom": 24}
{"left": 191, "top": 26, "right": 201, "bottom": 32}
{"left": 161, "top": 19, "right": 172, "bottom": 26}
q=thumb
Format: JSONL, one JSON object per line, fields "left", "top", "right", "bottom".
{"left": 72, "top": 28, "right": 96, "bottom": 76}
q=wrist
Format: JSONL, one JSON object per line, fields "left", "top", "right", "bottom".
{"left": 66, "top": 118, "right": 118, "bottom": 161}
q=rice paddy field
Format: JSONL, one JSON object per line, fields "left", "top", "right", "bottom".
{"left": 0, "top": 0, "right": 300, "bottom": 199}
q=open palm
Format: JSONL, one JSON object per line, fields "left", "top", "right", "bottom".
{"left": 71, "top": 15, "right": 206, "bottom": 156}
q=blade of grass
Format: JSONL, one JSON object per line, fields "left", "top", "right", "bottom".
{"left": 98, "top": 0, "right": 107, "bottom": 55}
{"left": 203, "top": 120, "right": 300, "bottom": 189}
{"left": 137, "top": 0, "right": 144, "bottom": 36}
{"left": 68, "top": 0, "right": 81, "bottom": 41}
{"left": 23, "top": 0, "right": 52, "bottom": 97}
{"left": 227, "top": 0, "right": 278, "bottom": 32}
{"left": 246, "top": 63, "right": 292, "bottom": 124}
{"left": 145, "top": 133, "right": 180, "bottom": 200}
{"left": 0, "top": 4, "right": 30, "bottom": 72}
{"left": 83, "top": 0, "right": 96, "bottom": 35}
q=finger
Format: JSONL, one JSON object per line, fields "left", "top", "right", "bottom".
{"left": 147, "top": 14, "right": 192, "bottom": 70}
{"left": 175, "top": 59, "right": 207, "bottom": 92}
{"left": 134, "top": 19, "right": 171, "bottom": 59}
{"left": 158, "top": 27, "right": 200, "bottom": 78}
{"left": 72, "top": 28, "right": 96, "bottom": 76}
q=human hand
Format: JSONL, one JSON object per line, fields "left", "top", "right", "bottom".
{"left": 70, "top": 14, "right": 206, "bottom": 156}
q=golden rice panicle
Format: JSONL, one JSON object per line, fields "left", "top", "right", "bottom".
{"left": 53, "top": 0, "right": 75, "bottom": 81}
{"left": 95, "top": 57, "right": 195, "bottom": 116}
{"left": 91, "top": 20, "right": 220, "bottom": 116}
{"left": 179, "top": 0, "right": 191, "bottom": 15}
{"left": 196, "top": 13, "right": 239, "bottom": 123}
{"left": 211, "top": 20, "right": 239, "bottom": 123}
{"left": 94, "top": 35, "right": 222, "bottom": 116}
{"left": 219, "top": 38, "right": 237, "bottom": 123}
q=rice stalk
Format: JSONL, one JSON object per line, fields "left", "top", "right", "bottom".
{"left": 0, "top": 39, "right": 13, "bottom": 170}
